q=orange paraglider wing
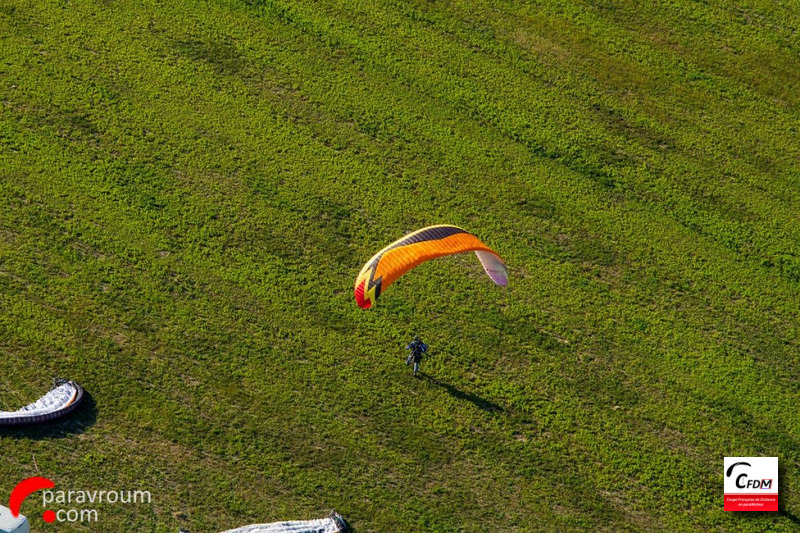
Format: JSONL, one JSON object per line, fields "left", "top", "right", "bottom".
{"left": 354, "top": 225, "right": 507, "bottom": 309}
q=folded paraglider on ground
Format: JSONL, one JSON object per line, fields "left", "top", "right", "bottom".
{"left": 0, "top": 504, "right": 29, "bottom": 533}
{"left": 0, "top": 379, "right": 84, "bottom": 427}
{"left": 177, "top": 511, "right": 351, "bottom": 533}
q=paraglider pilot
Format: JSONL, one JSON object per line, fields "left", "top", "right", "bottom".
{"left": 405, "top": 335, "right": 428, "bottom": 376}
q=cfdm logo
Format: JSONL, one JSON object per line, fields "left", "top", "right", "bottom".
{"left": 727, "top": 462, "right": 772, "bottom": 490}
{"left": 724, "top": 457, "right": 778, "bottom": 511}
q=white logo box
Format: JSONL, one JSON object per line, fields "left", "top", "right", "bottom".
{"left": 724, "top": 457, "right": 778, "bottom": 512}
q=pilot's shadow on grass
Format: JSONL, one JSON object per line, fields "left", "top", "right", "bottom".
{"left": 0, "top": 390, "right": 97, "bottom": 440}
{"left": 418, "top": 373, "right": 503, "bottom": 413}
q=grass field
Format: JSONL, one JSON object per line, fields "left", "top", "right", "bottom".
{"left": 2, "top": 0, "right": 800, "bottom": 531}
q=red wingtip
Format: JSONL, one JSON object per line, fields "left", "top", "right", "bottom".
{"left": 354, "top": 280, "right": 371, "bottom": 309}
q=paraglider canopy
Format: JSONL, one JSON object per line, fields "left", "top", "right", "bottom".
{"left": 220, "top": 511, "right": 351, "bottom": 533}
{"left": 354, "top": 225, "right": 507, "bottom": 309}
{"left": 0, "top": 379, "right": 84, "bottom": 427}
{"left": 0, "top": 505, "right": 29, "bottom": 533}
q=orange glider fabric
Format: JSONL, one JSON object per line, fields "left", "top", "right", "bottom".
{"left": 354, "top": 225, "right": 506, "bottom": 309}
